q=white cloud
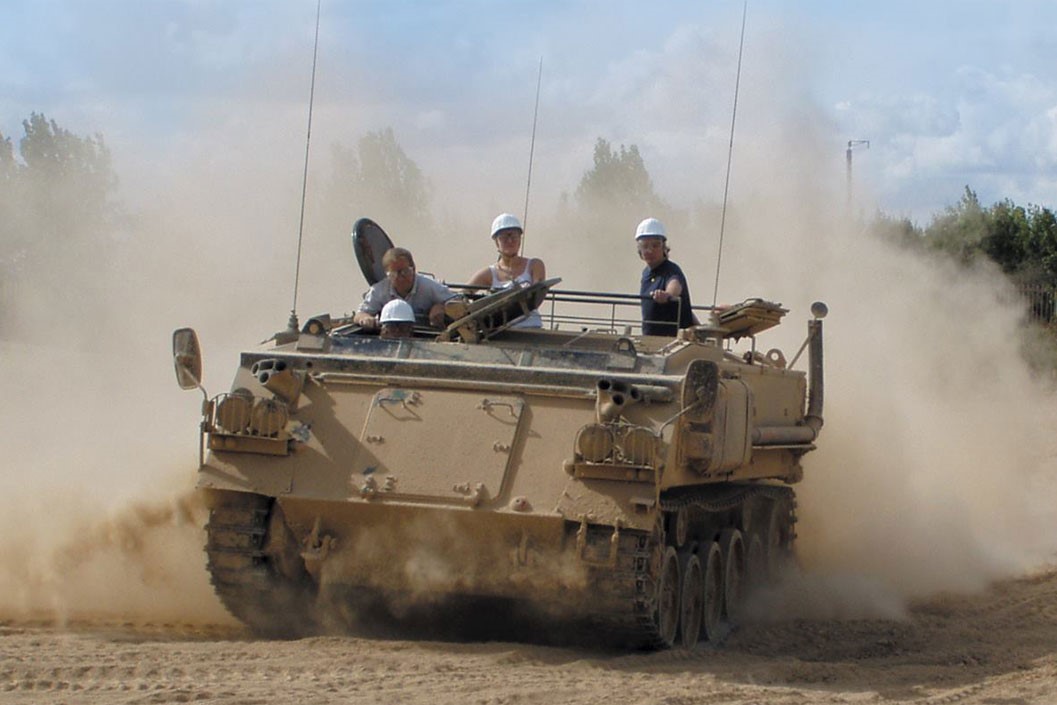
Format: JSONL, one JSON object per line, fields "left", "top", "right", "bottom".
{"left": 832, "top": 64, "right": 1057, "bottom": 220}
{"left": 6, "top": 1, "right": 1057, "bottom": 225}
{"left": 413, "top": 109, "right": 446, "bottom": 131}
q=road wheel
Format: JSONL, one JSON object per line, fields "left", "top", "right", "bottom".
{"left": 679, "top": 552, "right": 703, "bottom": 649}
{"left": 701, "top": 541, "right": 724, "bottom": 642}
{"left": 719, "top": 528, "right": 745, "bottom": 622}
{"left": 653, "top": 546, "right": 681, "bottom": 648}
{"left": 745, "top": 532, "right": 765, "bottom": 590}
{"left": 761, "top": 497, "right": 795, "bottom": 580}
{"left": 672, "top": 507, "right": 690, "bottom": 548}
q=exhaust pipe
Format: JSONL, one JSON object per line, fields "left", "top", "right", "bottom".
{"left": 804, "top": 302, "right": 826, "bottom": 435}
{"left": 252, "top": 359, "right": 304, "bottom": 406}
{"left": 596, "top": 378, "right": 642, "bottom": 423}
{"left": 752, "top": 302, "right": 826, "bottom": 446}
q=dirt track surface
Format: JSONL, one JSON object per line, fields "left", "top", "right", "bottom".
{"left": 3, "top": 570, "right": 1057, "bottom": 705}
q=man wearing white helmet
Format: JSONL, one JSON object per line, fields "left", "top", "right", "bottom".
{"left": 378, "top": 299, "right": 416, "bottom": 339}
{"left": 636, "top": 217, "right": 694, "bottom": 336}
{"left": 354, "top": 247, "right": 456, "bottom": 330}
{"left": 467, "top": 213, "right": 547, "bottom": 328}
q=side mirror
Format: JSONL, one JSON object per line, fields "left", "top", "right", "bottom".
{"left": 173, "top": 327, "right": 203, "bottom": 390}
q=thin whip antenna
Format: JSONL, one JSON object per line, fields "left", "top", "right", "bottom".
{"left": 711, "top": 0, "right": 748, "bottom": 309}
{"left": 288, "top": 0, "right": 322, "bottom": 331}
{"left": 521, "top": 56, "right": 543, "bottom": 253}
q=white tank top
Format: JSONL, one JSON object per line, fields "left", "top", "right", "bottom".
{"left": 488, "top": 260, "right": 542, "bottom": 328}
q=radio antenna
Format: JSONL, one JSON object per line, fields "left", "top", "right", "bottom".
{"left": 521, "top": 56, "right": 543, "bottom": 253}
{"left": 287, "top": 0, "right": 323, "bottom": 333}
{"left": 711, "top": 0, "right": 748, "bottom": 310}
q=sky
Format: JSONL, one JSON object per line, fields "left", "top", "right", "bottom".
{"left": 3, "top": 0, "right": 1057, "bottom": 227}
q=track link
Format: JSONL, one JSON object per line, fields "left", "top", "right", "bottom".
{"left": 204, "top": 494, "right": 318, "bottom": 638}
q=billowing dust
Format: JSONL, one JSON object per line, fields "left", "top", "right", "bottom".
{"left": 312, "top": 512, "right": 594, "bottom": 641}
{"left": 3, "top": 29, "right": 1057, "bottom": 636}
{"left": 340, "top": 514, "right": 584, "bottom": 596}
{"left": 0, "top": 488, "right": 231, "bottom": 625}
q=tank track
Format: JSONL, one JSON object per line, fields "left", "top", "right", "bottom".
{"left": 579, "top": 483, "right": 797, "bottom": 649}
{"left": 204, "top": 494, "right": 318, "bottom": 638}
{"left": 201, "top": 486, "right": 794, "bottom": 648}
{"left": 659, "top": 482, "right": 796, "bottom": 516}
{"left": 577, "top": 528, "right": 666, "bottom": 648}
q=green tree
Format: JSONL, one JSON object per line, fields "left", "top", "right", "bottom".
{"left": 868, "top": 211, "right": 923, "bottom": 251}
{"left": 922, "top": 186, "right": 989, "bottom": 264}
{"left": 981, "top": 201, "right": 1057, "bottom": 286}
{"left": 18, "top": 112, "right": 117, "bottom": 237}
{"left": 0, "top": 113, "right": 120, "bottom": 338}
{"left": 575, "top": 139, "right": 655, "bottom": 209}
{"left": 567, "top": 137, "right": 675, "bottom": 242}
{"left": 912, "top": 186, "right": 1057, "bottom": 288}
{"left": 0, "top": 131, "right": 18, "bottom": 235}
{"left": 575, "top": 138, "right": 666, "bottom": 217}
{"left": 322, "top": 127, "right": 430, "bottom": 239}
{"left": 0, "top": 131, "right": 15, "bottom": 181}
{"left": 979, "top": 199, "right": 1031, "bottom": 277}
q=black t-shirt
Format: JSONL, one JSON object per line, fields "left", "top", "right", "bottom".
{"left": 640, "top": 259, "right": 693, "bottom": 336}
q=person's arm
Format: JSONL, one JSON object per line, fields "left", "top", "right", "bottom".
{"left": 664, "top": 277, "right": 683, "bottom": 299}
{"left": 354, "top": 284, "right": 383, "bottom": 328}
{"left": 467, "top": 267, "right": 492, "bottom": 288}
{"left": 427, "top": 302, "right": 446, "bottom": 328}
{"left": 528, "top": 258, "right": 546, "bottom": 283}
{"left": 424, "top": 278, "right": 457, "bottom": 327}
{"left": 651, "top": 277, "right": 683, "bottom": 303}
{"left": 353, "top": 310, "right": 378, "bottom": 328}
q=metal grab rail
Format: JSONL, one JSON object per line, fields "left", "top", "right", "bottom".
{"left": 445, "top": 283, "right": 717, "bottom": 333}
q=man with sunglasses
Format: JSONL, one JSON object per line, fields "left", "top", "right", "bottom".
{"left": 353, "top": 247, "right": 456, "bottom": 330}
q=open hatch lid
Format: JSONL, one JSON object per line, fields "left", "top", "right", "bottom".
{"left": 352, "top": 217, "right": 395, "bottom": 286}
{"left": 717, "top": 298, "right": 788, "bottom": 338}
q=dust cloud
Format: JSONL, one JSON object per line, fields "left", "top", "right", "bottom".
{"left": 0, "top": 489, "right": 231, "bottom": 624}
{"left": 0, "top": 90, "right": 322, "bottom": 622}
{"left": 316, "top": 511, "right": 590, "bottom": 640}
{"left": 693, "top": 116, "right": 1057, "bottom": 611}
{"left": 3, "top": 21, "right": 1057, "bottom": 633}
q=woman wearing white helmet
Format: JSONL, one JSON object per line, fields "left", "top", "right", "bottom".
{"left": 467, "top": 213, "right": 547, "bottom": 328}
{"left": 636, "top": 217, "right": 694, "bottom": 336}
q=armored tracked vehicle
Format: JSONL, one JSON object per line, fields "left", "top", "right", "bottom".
{"left": 172, "top": 226, "right": 826, "bottom": 649}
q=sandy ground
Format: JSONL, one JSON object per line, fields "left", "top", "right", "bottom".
{"left": 3, "top": 569, "right": 1057, "bottom": 705}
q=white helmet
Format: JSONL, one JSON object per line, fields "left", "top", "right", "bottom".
{"left": 635, "top": 217, "right": 667, "bottom": 240}
{"left": 491, "top": 213, "right": 523, "bottom": 238}
{"left": 379, "top": 299, "right": 415, "bottom": 325}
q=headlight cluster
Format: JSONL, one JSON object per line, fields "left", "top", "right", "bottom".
{"left": 214, "top": 390, "right": 289, "bottom": 437}
{"left": 575, "top": 423, "right": 659, "bottom": 466}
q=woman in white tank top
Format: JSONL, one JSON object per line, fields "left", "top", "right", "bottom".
{"left": 467, "top": 213, "right": 547, "bottom": 328}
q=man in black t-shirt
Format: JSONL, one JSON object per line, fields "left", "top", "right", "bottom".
{"left": 636, "top": 217, "right": 694, "bottom": 336}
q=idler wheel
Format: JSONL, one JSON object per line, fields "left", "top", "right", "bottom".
{"left": 701, "top": 541, "right": 724, "bottom": 642}
{"left": 678, "top": 551, "right": 703, "bottom": 649}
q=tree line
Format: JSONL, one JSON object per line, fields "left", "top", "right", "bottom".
{"left": 873, "top": 186, "right": 1057, "bottom": 291}
{"left": 1, "top": 113, "right": 117, "bottom": 266}
{"left": 5, "top": 113, "right": 1057, "bottom": 330}
{"left": 1, "top": 114, "right": 120, "bottom": 336}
